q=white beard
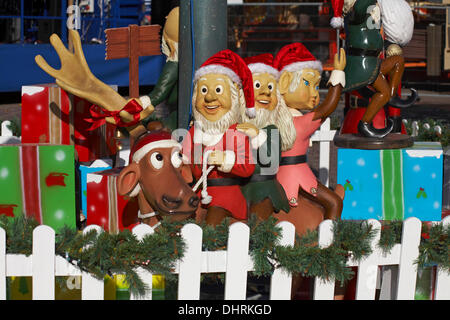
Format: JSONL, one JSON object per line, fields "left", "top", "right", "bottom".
{"left": 239, "top": 90, "right": 297, "bottom": 152}
{"left": 192, "top": 80, "right": 241, "bottom": 136}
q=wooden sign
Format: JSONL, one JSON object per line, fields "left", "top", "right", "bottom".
{"left": 105, "top": 24, "right": 161, "bottom": 98}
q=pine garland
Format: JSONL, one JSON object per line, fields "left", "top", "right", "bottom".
{"left": 0, "top": 215, "right": 449, "bottom": 297}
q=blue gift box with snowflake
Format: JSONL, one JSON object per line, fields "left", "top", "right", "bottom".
{"left": 337, "top": 142, "right": 443, "bottom": 221}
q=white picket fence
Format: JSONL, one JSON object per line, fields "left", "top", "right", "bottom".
{"left": 311, "top": 118, "right": 336, "bottom": 187}
{"left": 0, "top": 216, "right": 449, "bottom": 300}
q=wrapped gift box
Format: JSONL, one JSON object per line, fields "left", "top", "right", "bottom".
{"left": 86, "top": 167, "right": 139, "bottom": 233}
{"left": 21, "top": 84, "right": 118, "bottom": 162}
{"left": 0, "top": 143, "right": 76, "bottom": 230}
{"left": 77, "top": 159, "right": 113, "bottom": 221}
{"left": 337, "top": 142, "right": 443, "bottom": 221}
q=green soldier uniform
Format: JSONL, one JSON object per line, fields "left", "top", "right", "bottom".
{"left": 141, "top": 60, "right": 178, "bottom": 131}
{"left": 343, "top": 0, "right": 383, "bottom": 93}
{"left": 241, "top": 124, "right": 291, "bottom": 213}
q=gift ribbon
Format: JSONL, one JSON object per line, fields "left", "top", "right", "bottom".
{"left": 85, "top": 99, "right": 143, "bottom": 130}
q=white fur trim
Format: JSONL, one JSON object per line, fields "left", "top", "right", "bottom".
{"left": 194, "top": 64, "right": 241, "bottom": 86}
{"left": 330, "top": 17, "right": 344, "bottom": 29}
{"left": 217, "top": 150, "right": 235, "bottom": 173}
{"left": 132, "top": 140, "right": 181, "bottom": 163}
{"left": 327, "top": 70, "right": 346, "bottom": 87}
{"left": 246, "top": 107, "right": 256, "bottom": 119}
{"left": 139, "top": 95, "right": 152, "bottom": 109}
{"left": 251, "top": 129, "right": 267, "bottom": 149}
{"left": 281, "top": 60, "right": 323, "bottom": 74}
{"left": 248, "top": 63, "right": 279, "bottom": 79}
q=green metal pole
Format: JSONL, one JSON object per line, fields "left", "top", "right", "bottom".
{"left": 178, "top": 0, "right": 228, "bottom": 130}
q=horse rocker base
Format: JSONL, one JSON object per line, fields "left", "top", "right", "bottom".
{"left": 334, "top": 132, "right": 414, "bottom": 150}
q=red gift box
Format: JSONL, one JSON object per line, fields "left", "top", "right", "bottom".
{"left": 21, "top": 84, "right": 118, "bottom": 162}
{"left": 86, "top": 167, "right": 139, "bottom": 234}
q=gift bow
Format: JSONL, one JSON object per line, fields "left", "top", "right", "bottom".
{"left": 85, "top": 99, "right": 143, "bottom": 130}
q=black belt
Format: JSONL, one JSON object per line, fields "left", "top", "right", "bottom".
{"left": 280, "top": 155, "right": 307, "bottom": 166}
{"left": 347, "top": 47, "right": 381, "bottom": 57}
{"left": 206, "top": 174, "right": 277, "bottom": 187}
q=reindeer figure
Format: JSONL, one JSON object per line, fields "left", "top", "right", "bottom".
{"left": 35, "top": 30, "right": 200, "bottom": 226}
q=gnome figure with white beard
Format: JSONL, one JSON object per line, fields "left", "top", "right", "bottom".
{"left": 237, "top": 53, "right": 297, "bottom": 221}
{"left": 182, "top": 49, "right": 256, "bottom": 226}
{"left": 330, "top": 0, "right": 417, "bottom": 140}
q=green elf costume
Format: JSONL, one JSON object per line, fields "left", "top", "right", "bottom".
{"left": 239, "top": 54, "right": 292, "bottom": 219}
{"left": 139, "top": 7, "right": 179, "bottom": 131}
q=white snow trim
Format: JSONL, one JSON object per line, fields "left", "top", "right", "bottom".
{"left": 330, "top": 17, "right": 344, "bottom": 29}
{"left": 194, "top": 64, "right": 242, "bottom": 86}
{"left": 21, "top": 86, "right": 45, "bottom": 96}
{"left": 327, "top": 70, "right": 346, "bottom": 87}
{"left": 217, "top": 150, "right": 236, "bottom": 173}
{"left": 251, "top": 129, "right": 268, "bottom": 149}
{"left": 405, "top": 149, "right": 442, "bottom": 159}
{"left": 248, "top": 63, "right": 279, "bottom": 79}
{"left": 281, "top": 60, "right": 323, "bottom": 74}
{"left": 132, "top": 140, "right": 182, "bottom": 163}
{"left": 87, "top": 173, "right": 103, "bottom": 184}
{"left": 139, "top": 95, "right": 152, "bottom": 109}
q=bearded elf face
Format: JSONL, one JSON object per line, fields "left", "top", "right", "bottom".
{"left": 195, "top": 73, "right": 234, "bottom": 122}
{"left": 279, "top": 68, "right": 321, "bottom": 111}
{"left": 253, "top": 73, "right": 278, "bottom": 111}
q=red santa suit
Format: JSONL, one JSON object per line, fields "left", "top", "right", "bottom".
{"left": 182, "top": 123, "right": 255, "bottom": 220}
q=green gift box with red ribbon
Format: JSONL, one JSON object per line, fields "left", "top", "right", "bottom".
{"left": 0, "top": 143, "right": 76, "bottom": 230}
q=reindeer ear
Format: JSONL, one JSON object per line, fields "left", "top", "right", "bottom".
{"left": 117, "top": 163, "right": 141, "bottom": 196}
{"left": 278, "top": 71, "right": 292, "bottom": 95}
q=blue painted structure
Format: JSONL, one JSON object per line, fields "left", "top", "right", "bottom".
{"left": 0, "top": 0, "right": 162, "bottom": 92}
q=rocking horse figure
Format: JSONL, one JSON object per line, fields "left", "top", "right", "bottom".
{"left": 330, "top": 0, "right": 417, "bottom": 145}
{"left": 35, "top": 30, "right": 200, "bottom": 227}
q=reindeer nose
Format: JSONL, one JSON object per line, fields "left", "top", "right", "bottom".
{"left": 188, "top": 195, "right": 200, "bottom": 208}
{"left": 162, "top": 195, "right": 182, "bottom": 209}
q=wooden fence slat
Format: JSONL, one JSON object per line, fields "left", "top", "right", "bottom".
{"left": 81, "top": 225, "right": 104, "bottom": 300}
{"left": 32, "top": 225, "right": 55, "bottom": 300}
{"left": 0, "top": 228, "right": 5, "bottom": 300}
{"left": 130, "top": 224, "right": 154, "bottom": 300}
{"left": 435, "top": 216, "right": 450, "bottom": 300}
{"left": 396, "top": 217, "right": 422, "bottom": 300}
{"left": 178, "top": 223, "right": 203, "bottom": 300}
{"left": 313, "top": 219, "right": 335, "bottom": 300}
{"left": 225, "top": 222, "right": 250, "bottom": 300}
{"left": 270, "top": 221, "right": 296, "bottom": 300}
{"left": 355, "top": 219, "right": 382, "bottom": 300}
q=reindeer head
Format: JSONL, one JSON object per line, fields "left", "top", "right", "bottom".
{"left": 117, "top": 131, "right": 199, "bottom": 223}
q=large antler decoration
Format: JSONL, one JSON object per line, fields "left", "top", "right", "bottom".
{"left": 35, "top": 30, "right": 154, "bottom": 136}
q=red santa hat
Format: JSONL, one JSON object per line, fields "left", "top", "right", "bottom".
{"left": 129, "top": 130, "right": 181, "bottom": 163}
{"left": 244, "top": 53, "right": 279, "bottom": 80}
{"left": 194, "top": 49, "right": 256, "bottom": 118}
{"left": 274, "top": 43, "right": 323, "bottom": 74}
{"left": 330, "top": 0, "right": 345, "bottom": 29}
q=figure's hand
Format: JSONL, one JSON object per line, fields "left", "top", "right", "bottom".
{"left": 333, "top": 48, "right": 346, "bottom": 71}
{"left": 236, "top": 123, "right": 259, "bottom": 138}
{"left": 207, "top": 151, "right": 226, "bottom": 166}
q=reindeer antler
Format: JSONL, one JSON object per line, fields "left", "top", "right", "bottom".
{"left": 35, "top": 30, "right": 153, "bottom": 136}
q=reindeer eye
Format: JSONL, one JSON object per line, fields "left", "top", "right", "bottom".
{"left": 171, "top": 150, "right": 183, "bottom": 168}
{"left": 254, "top": 80, "right": 261, "bottom": 89}
{"left": 150, "top": 152, "right": 164, "bottom": 170}
{"left": 200, "top": 85, "right": 208, "bottom": 95}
